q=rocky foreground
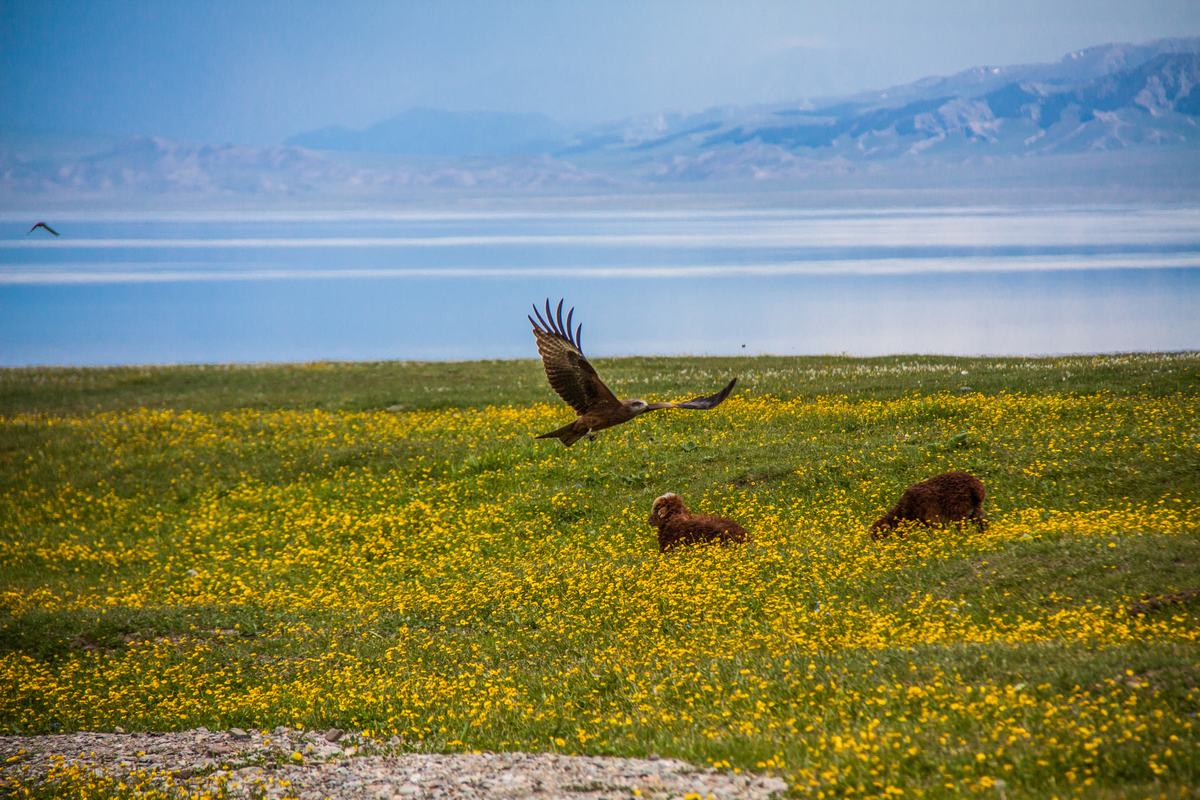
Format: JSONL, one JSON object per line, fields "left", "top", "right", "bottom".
{"left": 0, "top": 727, "right": 788, "bottom": 799}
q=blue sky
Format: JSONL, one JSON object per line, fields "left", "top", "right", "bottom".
{"left": 2, "top": 0, "right": 1199, "bottom": 144}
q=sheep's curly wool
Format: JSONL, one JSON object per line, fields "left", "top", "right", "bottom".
{"left": 649, "top": 493, "right": 749, "bottom": 552}
{"left": 871, "top": 471, "right": 987, "bottom": 539}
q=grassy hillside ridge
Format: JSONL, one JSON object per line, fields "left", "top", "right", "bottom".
{"left": 2, "top": 352, "right": 1196, "bottom": 416}
{"left": 1, "top": 353, "right": 1198, "bottom": 798}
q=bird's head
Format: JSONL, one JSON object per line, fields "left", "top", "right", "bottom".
{"left": 624, "top": 399, "right": 650, "bottom": 415}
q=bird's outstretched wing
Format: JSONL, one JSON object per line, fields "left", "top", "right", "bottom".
{"left": 644, "top": 377, "right": 738, "bottom": 412}
{"left": 529, "top": 299, "right": 621, "bottom": 415}
{"left": 28, "top": 222, "right": 59, "bottom": 236}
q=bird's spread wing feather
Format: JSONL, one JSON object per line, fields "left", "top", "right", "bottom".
{"left": 530, "top": 299, "right": 620, "bottom": 415}
{"left": 644, "top": 377, "right": 738, "bottom": 412}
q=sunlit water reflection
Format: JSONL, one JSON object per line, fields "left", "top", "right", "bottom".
{"left": 1, "top": 206, "right": 1197, "bottom": 364}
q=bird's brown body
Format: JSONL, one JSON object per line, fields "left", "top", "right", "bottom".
{"left": 529, "top": 299, "right": 736, "bottom": 446}
{"left": 871, "top": 470, "right": 987, "bottom": 538}
{"left": 649, "top": 493, "right": 749, "bottom": 552}
{"left": 538, "top": 402, "right": 641, "bottom": 445}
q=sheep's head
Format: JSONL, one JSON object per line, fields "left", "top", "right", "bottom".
{"left": 869, "top": 514, "right": 896, "bottom": 540}
{"left": 649, "top": 492, "right": 686, "bottom": 526}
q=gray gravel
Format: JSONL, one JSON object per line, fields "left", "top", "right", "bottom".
{"left": 1, "top": 727, "right": 789, "bottom": 799}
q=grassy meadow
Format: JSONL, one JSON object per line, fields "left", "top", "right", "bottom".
{"left": 1, "top": 353, "right": 1199, "bottom": 798}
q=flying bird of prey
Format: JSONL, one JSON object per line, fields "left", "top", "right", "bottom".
{"left": 28, "top": 222, "right": 60, "bottom": 236}
{"left": 529, "top": 299, "right": 737, "bottom": 446}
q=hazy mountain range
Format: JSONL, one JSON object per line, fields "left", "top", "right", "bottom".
{"left": 289, "top": 108, "right": 568, "bottom": 157}
{"left": 3, "top": 37, "right": 1198, "bottom": 199}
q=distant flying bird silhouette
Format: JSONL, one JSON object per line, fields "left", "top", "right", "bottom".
{"left": 529, "top": 299, "right": 737, "bottom": 446}
{"left": 28, "top": 222, "right": 60, "bottom": 236}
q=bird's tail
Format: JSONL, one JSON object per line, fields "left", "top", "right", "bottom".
{"left": 536, "top": 422, "right": 587, "bottom": 447}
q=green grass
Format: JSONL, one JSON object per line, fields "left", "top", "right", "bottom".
{"left": 1, "top": 352, "right": 1194, "bottom": 416}
{"left": 1, "top": 352, "right": 1198, "bottom": 799}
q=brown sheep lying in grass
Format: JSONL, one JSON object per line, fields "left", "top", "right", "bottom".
{"left": 649, "top": 493, "right": 749, "bottom": 552}
{"left": 871, "top": 471, "right": 987, "bottom": 539}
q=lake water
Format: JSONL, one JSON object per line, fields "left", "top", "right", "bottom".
{"left": 1, "top": 206, "right": 1197, "bottom": 365}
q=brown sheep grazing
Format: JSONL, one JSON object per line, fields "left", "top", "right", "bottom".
{"left": 871, "top": 471, "right": 987, "bottom": 539}
{"left": 649, "top": 493, "right": 749, "bottom": 552}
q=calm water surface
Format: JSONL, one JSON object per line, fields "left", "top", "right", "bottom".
{"left": 1, "top": 207, "right": 1197, "bottom": 365}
